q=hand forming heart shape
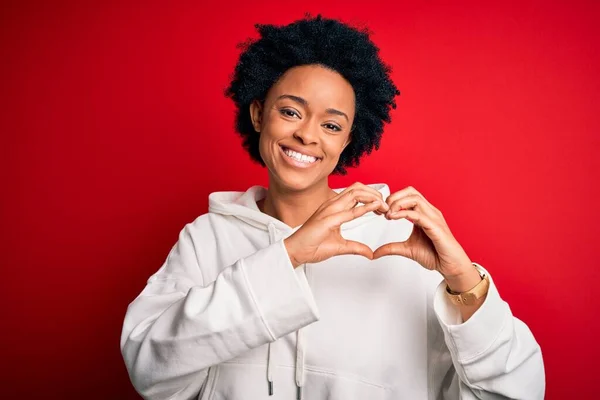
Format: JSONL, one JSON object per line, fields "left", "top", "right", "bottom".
{"left": 284, "top": 183, "right": 474, "bottom": 280}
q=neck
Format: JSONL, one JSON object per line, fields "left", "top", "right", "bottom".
{"left": 259, "top": 177, "right": 337, "bottom": 228}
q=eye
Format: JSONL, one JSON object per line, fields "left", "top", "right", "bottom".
{"left": 323, "top": 123, "right": 342, "bottom": 132}
{"left": 279, "top": 108, "right": 300, "bottom": 119}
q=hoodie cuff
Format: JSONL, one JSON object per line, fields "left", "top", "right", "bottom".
{"left": 433, "top": 263, "right": 511, "bottom": 361}
{"left": 241, "top": 239, "right": 320, "bottom": 340}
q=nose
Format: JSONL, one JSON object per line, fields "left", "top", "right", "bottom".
{"left": 293, "top": 120, "right": 319, "bottom": 145}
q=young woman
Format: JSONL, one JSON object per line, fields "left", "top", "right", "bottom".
{"left": 121, "top": 15, "right": 545, "bottom": 400}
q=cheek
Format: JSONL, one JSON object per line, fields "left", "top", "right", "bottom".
{"left": 324, "top": 136, "right": 350, "bottom": 160}
{"left": 257, "top": 129, "right": 283, "bottom": 165}
{"left": 258, "top": 120, "right": 296, "bottom": 156}
{"left": 257, "top": 134, "right": 272, "bottom": 165}
{"left": 269, "top": 117, "right": 298, "bottom": 138}
{"left": 261, "top": 114, "right": 292, "bottom": 141}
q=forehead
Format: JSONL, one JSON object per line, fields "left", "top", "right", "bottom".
{"left": 267, "top": 65, "right": 355, "bottom": 114}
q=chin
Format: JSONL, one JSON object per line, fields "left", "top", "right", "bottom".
{"left": 264, "top": 150, "right": 334, "bottom": 191}
{"left": 269, "top": 167, "right": 325, "bottom": 192}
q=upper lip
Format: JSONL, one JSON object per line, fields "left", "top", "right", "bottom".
{"left": 280, "top": 144, "right": 322, "bottom": 159}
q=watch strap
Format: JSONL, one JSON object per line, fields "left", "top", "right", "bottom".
{"left": 445, "top": 272, "right": 490, "bottom": 306}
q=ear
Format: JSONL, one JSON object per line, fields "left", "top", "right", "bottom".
{"left": 249, "top": 100, "right": 263, "bottom": 133}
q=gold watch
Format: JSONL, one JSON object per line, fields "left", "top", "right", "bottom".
{"left": 445, "top": 272, "right": 490, "bottom": 306}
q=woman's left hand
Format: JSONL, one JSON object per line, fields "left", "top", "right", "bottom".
{"left": 372, "top": 186, "right": 473, "bottom": 279}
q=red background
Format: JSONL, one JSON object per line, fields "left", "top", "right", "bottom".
{"left": 2, "top": 0, "right": 598, "bottom": 398}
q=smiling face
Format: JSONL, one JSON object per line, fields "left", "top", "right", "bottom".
{"left": 250, "top": 64, "right": 356, "bottom": 192}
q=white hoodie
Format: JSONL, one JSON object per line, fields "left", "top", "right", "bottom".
{"left": 121, "top": 184, "right": 545, "bottom": 400}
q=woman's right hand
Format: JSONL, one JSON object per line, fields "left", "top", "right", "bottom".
{"left": 284, "top": 183, "right": 389, "bottom": 268}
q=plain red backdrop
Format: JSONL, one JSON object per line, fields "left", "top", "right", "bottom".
{"left": 1, "top": 0, "right": 598, "bottom": 398}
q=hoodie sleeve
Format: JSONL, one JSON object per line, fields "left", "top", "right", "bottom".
{"left": 120, "top": 222, "right": 320, "bottom": 400}
{"left": 431, "top": 263, "right": 545, "bottom": 399}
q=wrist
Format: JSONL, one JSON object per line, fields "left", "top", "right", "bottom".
{"left": 444, "top": 264, "right": 482, "bottom": 293}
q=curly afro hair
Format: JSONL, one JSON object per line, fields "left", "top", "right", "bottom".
{"left": 225, "top": 14, "right": 400, "bottom": 175}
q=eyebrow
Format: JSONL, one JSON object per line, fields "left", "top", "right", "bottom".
{"left": 276, "top": 94, "right": 349, "bottom": 122}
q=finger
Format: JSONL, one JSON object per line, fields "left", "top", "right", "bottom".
{"left": 325, "top": 189, "right": 388, "bottom": 214}
{"left": 317, "top": 183, "right": 361, "bottom": 210}
{"left": 373, "top": 241, "right": 411, "bottom": 259}
{"left": 326, "top": 200, "right": 382, "bottom": 226}
{"left": 333, "top": 181, "right": 366, "bottom": 197}
{"left": 386, "top": 186, "right": 424, "bottom": 203}
{"left": 351, "top": 183, "right": 385, "bottom": 202}
{"left": 387, "top": 186, "right": 441, "bottom": 214}
{"left": 349, "top": 191, "right": 389, "bottom": 213}
{"left": 333, "top": 183, "right": 385, "bottom": 206}
{"left": 338, "top": 239, "right": 374, "bottom": 260}
{"left": 386, "top": 195, "right": 439, "bottom": 221}
{"left": 387, "top": 209, "right": 442, "bottom": 237}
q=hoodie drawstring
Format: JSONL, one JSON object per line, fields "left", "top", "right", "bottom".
{"left": 266, "top": 222, "right": 308, "bottom": 398}
{"left": 295, "top": 310, "right": 307, "bottom": 400}
{"left": 267, "top": 337, "right": 275, "bottom": 395}
{"left": 267, "top": 223, "right": 277, "bottom": 395}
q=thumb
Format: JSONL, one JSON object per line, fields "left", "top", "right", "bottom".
{"left": 339, "top": 239, "right": 374, "bottom": 260}
{"left": 373, "top": 242, "right": 412, "bottom": 260}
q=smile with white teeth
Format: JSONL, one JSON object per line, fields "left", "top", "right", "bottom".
{"left": 282, "top": 147, "right": 318, "bottom": 164}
